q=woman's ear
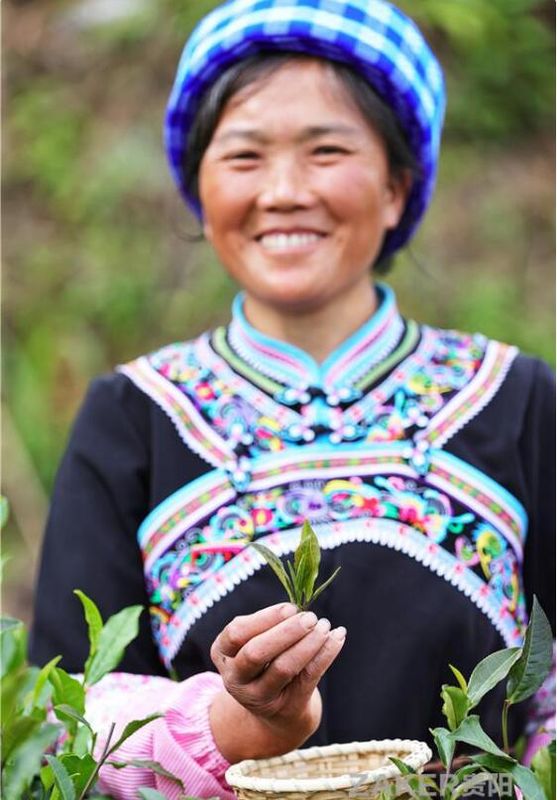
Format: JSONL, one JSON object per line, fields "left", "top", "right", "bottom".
{"left": 384, "top": 168, "right": 413, "bottom": 231}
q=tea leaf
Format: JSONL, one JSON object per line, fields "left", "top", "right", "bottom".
{"left": 1, "top": 617, "right": 27, "bottom": 679}
{"left": 449, "top": 664, "right": 468, "bottom": 693}
{"left": 72, "top": 723, "right": 93, "bottom": 757}
{"left": 451, "top": 715, "right": 510, "bottom": 758}
{"left": 108, "top": 758, "right": 184, "bottom": 787}
{"left": 507, "top": 597, "right": 553, "bottom": 705}
{"left": 53, "top": 704, "right": 94, "bottom": 732}
{"left": 310, "top": 567, "right": 342, "bottom": 606}
{"left": 388, "top": 756, "right": 417, "bottom": 775}
{"left": 86, "top": 605, "right": 143, "bottom": 686}
{"left": 441, "top": 685, "right": 469, "bottom": 731}
{"left": 107, "top": 713, "right": 163, "bottom": 756}
{"left": 531, "top": 741, "right": 556, "bottom": 800}
{"left": 473, "top": 754, "right": 547, "bottom": 800}
{"left": 49, "top": 667, "right": 86, "bottom": 715}
{"left": 430, "top": 726, "right": 455, "bottom": 769}
{"left": 295, "top": 521, "right": 320, "bottom": 601}
{"left": 444, "top": 763, "right": 483, "bottom": 799}
{"left": 295, "top": 551, "right": 314, "bottom": 606}
{"left": 251, "top": 542, "right": 296, "bottom": 604}
{"left": 136, "top": 789, "right": 169, "bottom": 800}
{"left": 73, "top": 591, "right": 103, "bottom": 679}
{"left": 45, "top": 755, "right": 76, "bottom": 800}
{"left": 30, "top": 655, "right": 61, "bottom": 708}
{"left": 58, "top": 754, "right": 97, "bottom": 796}
{"left": 252, "top": 522, "right": 340, "bottom": 610}
{"left": 2, "top": 715, "right": 43, "bottom": 762}
{"left": 286, "top": 560, "right": 298, "bottom": 595}
{"left": 467, "top": 647, "right": 521, "bottom": 707}
{"left": 1, "top": 723, "right": 60, "bottom": 800}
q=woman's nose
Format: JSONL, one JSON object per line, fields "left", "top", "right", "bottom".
{"left": 256, "top": 157, "right": 315, "bottom": 211}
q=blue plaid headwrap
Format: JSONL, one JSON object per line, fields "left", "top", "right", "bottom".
{"left": 165, "top": 0, "right": 446, "bottom": 258}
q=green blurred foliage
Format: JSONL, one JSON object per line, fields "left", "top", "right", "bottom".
{"left": 3, "top": 0, "right": 555, "bottom": 603}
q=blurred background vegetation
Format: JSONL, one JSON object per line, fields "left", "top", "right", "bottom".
{"left": 3, "top": 0, "right": 555, "bottom": 623}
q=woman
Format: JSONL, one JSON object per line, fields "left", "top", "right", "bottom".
{"left": 30, "top": 0, "right": 555, "bottom": 797}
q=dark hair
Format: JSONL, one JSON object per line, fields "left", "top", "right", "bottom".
{"left": 182, "top": 52, "right": 420, "bottom": 273}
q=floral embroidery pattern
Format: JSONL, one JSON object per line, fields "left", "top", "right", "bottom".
{"left": 145, "top": 473, "right": 527, "bottom": 653}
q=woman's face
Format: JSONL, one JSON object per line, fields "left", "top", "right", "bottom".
{"left": 199, "top": 59, "right": 409, "bottom": 316}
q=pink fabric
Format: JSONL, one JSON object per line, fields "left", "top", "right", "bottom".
{"left": 83, "top": 671, "right": 234, "bottom": 799}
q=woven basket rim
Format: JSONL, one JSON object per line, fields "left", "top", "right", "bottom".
{"left": 225, "top": 738, "right": 432, "bottom": 793}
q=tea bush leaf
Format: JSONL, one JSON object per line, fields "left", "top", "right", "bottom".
{"left": 30, "top": 655, "right": 62, "bottom": 708}
{"left": 1, "top": 617, "right": 27, "bottom": 679}
{"left": 108, "top": 758, "right": 184, "bottom": 787}
{"left": 430, "top": 726, "right": 455, "bottom": 769}
{"left": 473, "top": 754, "right": 547, "bottom": 800}
{"left": 73, "top": 590, "right": 103, "bottom": 679}
{"left": 58, "top": 754, "right": 97, "bottom": 796}
{"left": 251, "top": 542, "right": 296, "bottom": 604}
{"left": 449, "top": 664, "right": 468, "bottom": 693}
{"left": 531, "top": 741, "right": 556, "bottom": 800}
{"left": 53, "top": 703, "right": 94, "bottom": 732}
{"left": 388, "top": 756, "right": 417, "bottom": 775}
{"left": 49, "top": 667, "right": 86, "bottom": 715}
{"left": 136, "top": 789, "right": 169, "bottom": 799}
{"left": 451, "top": 715, "right": 510, "bottom": 758}
{"left": 2, "top": 715, "right": 43, "bottom": 762}
{"left": 72, "top": 723, "right": 93, "bottom": 757}
{"left": 1, "top": 723, "right": 60, "bottom": 800}
{"left": 107, "top": 713, "right": 163, "bottom": 755}
{"left": 86, "top": 605, "right": 143, "bottom": 686}
{"left": 467, "top": 647, "right": 521, "bottom": 707}
{"left": 45, "top": 755, "right": 76, "bottom": 800}
{"left": 445, "top": 763, "right": 483, "bottom": 800}
{"left": 507, "top": 597, "right": 553, "bottom": 705}
{"left": 2, "top": 666, "right": 29, "bottom": 726}
{"left": 441, "top": 685, "right": 469, "bottom": 731}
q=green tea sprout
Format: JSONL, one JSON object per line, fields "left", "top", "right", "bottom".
{"left": 251, "top": 520, "right": 341, "bottom": 611}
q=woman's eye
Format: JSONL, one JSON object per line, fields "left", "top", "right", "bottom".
{"left": 313, "top": 145, "right": 348, "bottom": 156}
{"left": 226, "top": 151, "right": 260, "bottom": 162}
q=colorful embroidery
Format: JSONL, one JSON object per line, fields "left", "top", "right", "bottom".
{"left": 156, "top": 519, "right": 527, "bottom": 666}
{"left": 119, "top": 288, "right": 526, "bottom": 668}
{"left": 139, "top": 446, "right": 528, "bottom": 666}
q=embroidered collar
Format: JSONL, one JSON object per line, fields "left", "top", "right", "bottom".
{"left": 226, "top": 283, "right": 405, "bottom": 404}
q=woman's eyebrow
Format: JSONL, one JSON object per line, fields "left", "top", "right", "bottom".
{"left": 213, "top": 124, "right": 359, "bottom": 144}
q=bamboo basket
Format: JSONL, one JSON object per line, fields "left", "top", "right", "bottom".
{"left": 225, "top": 739, "right": 432, "bottom": 800}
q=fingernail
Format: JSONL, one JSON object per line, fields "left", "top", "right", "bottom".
{"left": 330, "top": 626, "right": 347, "bottom": 641}
{"left": 300, "top": 611, "right": 318, "bottom": 629}
{"left": 280, "top": 603, "right": 298, "bottom": 618}
{"left": 316, "top": 618, "right": 331, "bottom": 633}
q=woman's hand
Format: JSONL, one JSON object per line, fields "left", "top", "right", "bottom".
{"left": 208, "top": 602, "right": 346, "bottom": 763}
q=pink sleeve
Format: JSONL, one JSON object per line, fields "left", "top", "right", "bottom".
{"left": 523, "top": 643, "right": 556, "bottom": 765}
{"left": 83, "top": 671, "right": 235, "bottom": 799}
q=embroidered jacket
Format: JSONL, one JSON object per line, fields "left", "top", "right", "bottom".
{"left": 30, "top": 285, "right": 555, "bottom": 798}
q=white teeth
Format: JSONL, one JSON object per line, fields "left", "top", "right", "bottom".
{"left": 259, "top": 232, "right": 322, "bottom": 251}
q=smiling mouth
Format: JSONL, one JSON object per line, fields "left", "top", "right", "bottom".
{"left": 257, "top": 231, "right": 325, "bottom": 252}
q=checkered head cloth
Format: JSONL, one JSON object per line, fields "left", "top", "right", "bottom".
{"left": 165, "top": 0, "right": 446, "bottom": 258}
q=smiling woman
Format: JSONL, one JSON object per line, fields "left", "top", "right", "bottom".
{"left": 198, "top": 58, "right": 410, "bottom": 355}
{"left": 28, "top": 0, "right": 555, "bottom": 798}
